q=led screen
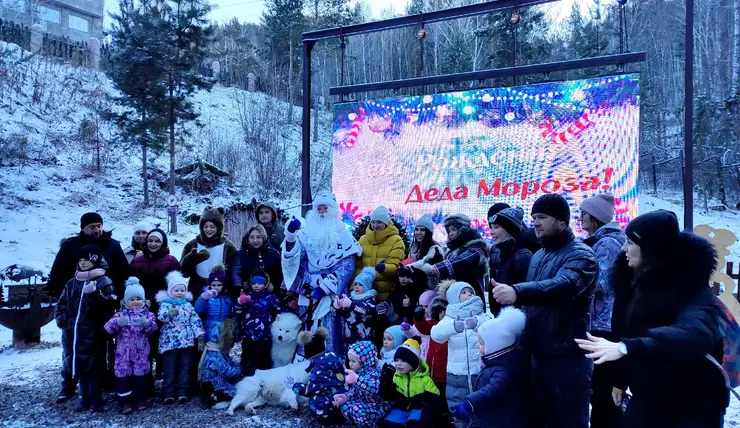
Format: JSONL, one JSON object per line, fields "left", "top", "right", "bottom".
{"left": 332, "top": 74, "right": 639, "bottom": 239}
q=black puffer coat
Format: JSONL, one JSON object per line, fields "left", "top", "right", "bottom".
{"left": 489, "top": 238, "right": 532, "bottom": 316}
{"left": 611, "top": 233, "right": 729, "bottom": 427}
{"left": 55, "top": 276, "right": 117, "bottom": 377}
{"left": 430, "top": 229, "right": 490, "bottom": 301}
{"left": 512, "top": 228, "right": 597, "bottom": 356}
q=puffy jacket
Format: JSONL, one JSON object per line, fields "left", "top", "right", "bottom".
{"left": 341, "top": 341, "right": 392, "bottom": 427}
{"left": 104, "top": 308, "right": 158, "bottom": 378}
{"left": 156, "top": 291, "right": 205, "bottom": 353}
{"left": 232, "top": 239, "right": 282, "bottom": 292}
{"left": 233, "top": 290, "right": 280, "bottom": 342}
{"left": 48, "top": 231, "right": 129, "bottom": 299}
{"left": 582, "top": 222, "right": 626, "bottom": 332}
{"left": 391, "top": 360, "right": 440, "bottom": 410}
{"left": 335, "top": 294, "right": 376, "bottom": 344}
{"left": 129, "top": 234, "right": 181, "bottom": 303}
{"left": 293, "top": 351, "right": 348, "bottom": 418}
{"left": 180, "top": 208, "right": 238, "bottom": 293}
{"left": 256, "top": 202, "right": 285, "bottom": 251}
{"left": 489, "top": 238, "right": 532, "bottom": 316}
{"left": 511, "top": 228, "right": 597, "bottom": 356}
{"left": 431, "top": 295, "right": 490, "bottom": 376}
{"left": 466, "top": 345, "right": 527, "bottom": 428}
{"left": 611, "top": 233, "right": 729, "bottom": 427}
{"left": 356, "top": 223, "right": 406, "bottom": 302}
{"left": 429, "top": 229, "right": 490, "bottom": 302}
{"left": 194, "top": 291, "right": 233, "bottom": 342}
{"left": 56, "top": 275, "right": 117, "bottom": 377}
{"left": 415, "top": 318, "right": 447, "bottom": 383}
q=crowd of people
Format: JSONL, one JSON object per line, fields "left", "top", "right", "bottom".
{"left": 46, "top": 191, "right": 733, "bottom": 427}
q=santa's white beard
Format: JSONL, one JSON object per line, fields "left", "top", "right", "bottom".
{"left": 305, "top": 207, "right": 342, "bottom": 256}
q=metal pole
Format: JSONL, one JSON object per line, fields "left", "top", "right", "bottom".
{"left": 684, "top": 0, "right": 694, "bottom": 230}
{"left": 302, "top": 40, "right": 315, "bottom": 218}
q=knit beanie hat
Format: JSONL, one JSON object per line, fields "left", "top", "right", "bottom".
{"left": 478, "top": 306, "right": 526, "bottom": 355}
{"left": 418, "top": 290, "right": 436, "bottom": 307}
{"left": 299, "top": 327, "right": 329, "bottom": 359}
{"left": 208, "top": 264, "right": 227, "bottom": 284}
{"left": 147, "top": 229, "right": 165, "bottom": 244}
{"left": 531, "top": 194, "right": 571, "bottom": 223}
{"left": 166, "top": 271, "right": 188, "bottom": 295}
{"left": 384, "top": 325, "right": 405, "bottom": 350}
{"left": 353, "top": 267, "right": 376, "bottom": 290}
{"left": 80, "top": 212, "right": 103, "bottom": 229}
{"left": 492, "top": 207, "right": 525, "bottom": 237}
{"left": 133, "top": 223, "right": 149, "bottom": 234}
{"left": 78, "top": 244, "right": 103, "bottom": 265}
{"left": 579, "top": 193, "right": 616, "bottom": 225}
{"left": 415, "top": 214, "right": 435, "bottom": 233}
{"left": 123, "top": 277, "right": 146, "bottom": 304}
{"left": 394, "top": 338, "right": 422, "bottom": 370}
{"left": 625, "top": 210, "right": 680, "bottom": 258}
{"left": 487, "top": 203, "right": 511, "bottom": 222}
{"left": 443, "top": 213, "right": 472, "bottom": 231}
{"left": 370, "top": 206, "right": 391, "bottom": 225}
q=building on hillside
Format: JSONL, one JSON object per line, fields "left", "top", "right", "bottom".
{"left": 0, "top": 0, "right": 103, "bottom": 42}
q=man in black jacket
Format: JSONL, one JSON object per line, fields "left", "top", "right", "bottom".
{"left": 492, "top": 194, "right": 597, "bottom": 428}
{"left": 48, "top": 212, "right": 129, "bottom": 300}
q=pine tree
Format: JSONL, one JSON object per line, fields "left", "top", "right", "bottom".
{"left": 106, "top": 0, "right": 169, "bottom": 207}
{"left": 156, "top": 0, "right": 215, "bottom": 232}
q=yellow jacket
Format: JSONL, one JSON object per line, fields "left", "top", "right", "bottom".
{"left": 355, "top": 223, "right": 406, "bottom": 302}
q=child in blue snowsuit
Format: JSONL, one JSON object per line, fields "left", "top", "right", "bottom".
{"left": 292, "top": 327, "right": 348, "bottom": 425}
{"left": 333, "top": 267, "right": 377, "bottom": 347}
{"left": 234, "top": 271, "right": 280, "bottom": 372}
{"left": 194, "top": 264, "right": 233, "bottom": 343}
{"left": 198, "top": 320, "right": 243, "bottom": 407}
{"left": 334, "top": 341, "right": 392, "bottom": 427}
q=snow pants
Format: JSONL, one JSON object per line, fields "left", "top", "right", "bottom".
{"left": 116, "top": 375, "right": 150, "bottom": 409}
{"left": 161, "top": 347, "right": 194, "bottom": 399}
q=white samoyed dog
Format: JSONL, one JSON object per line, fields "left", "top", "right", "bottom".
{"left": 223, "top": 360, "right": 310, "bottom": 415}
{"left": 271, "top": 312, "right": 303, "bottom": 368}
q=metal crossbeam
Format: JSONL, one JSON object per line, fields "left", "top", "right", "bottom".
{"left": 302, "top": 0, "right": 560, "bottom": 41}
{"left": 329, "top": 52, "right": 646, "bottom": 96}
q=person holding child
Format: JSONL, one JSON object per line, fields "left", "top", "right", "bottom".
{"left": 55, "top": 244, "right": 117, "bottom": 411}
{"left": 234, "top": 271, "right": 281, "bottom": 372}
{"left": 431, "top": 281, "right": 491, "bottom": 413}
{"left": 450, "top": 307, "right": 528, "bottom": 428}
{"left": 156, "top": 271, "right": 205, "bottom": 405}
{"left": 333, "top": 267, "right": 378, "bottom": 347}
{"left": 104, "top": 277, "right": 159, "bottom": 414}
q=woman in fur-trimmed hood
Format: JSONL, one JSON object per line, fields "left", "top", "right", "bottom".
{"left": 576, "top": 210, "right": 729, "bottom": 428}
{"left": 180, "top": 207, "right": 239, "bottom": 294}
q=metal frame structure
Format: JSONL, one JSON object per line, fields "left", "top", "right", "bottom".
{"left": 301, "top": 0, "right": 652, "bottom": 219}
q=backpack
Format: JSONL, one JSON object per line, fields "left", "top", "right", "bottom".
{"left": 705, "top": 298, "right": 740, "bottom": 401}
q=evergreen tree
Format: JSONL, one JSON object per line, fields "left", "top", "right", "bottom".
{"left": 106, "top": 0, "right": 169, "bottom": 207}
{"left": 156, "top": 0, "right": 214, "bottom": 232}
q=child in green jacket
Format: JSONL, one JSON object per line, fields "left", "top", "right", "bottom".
{"left": 381, "top": 338, "right": 452, "bottom": 427}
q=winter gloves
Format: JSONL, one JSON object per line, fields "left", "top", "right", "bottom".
{"left": 237, "top": 290, "right": 251, "bottom": 306}
{"left": 117, "top": 315, "right": 130, "bottom": 326}
{"left": 201, "top": 290, "right": 217, "bottom": 301}
{"left": 453, "top": 313, "right": 479, "bottom": 333}
{"left": 332, "top": 294, "right": 352, "bottom": 310}
{"left": 345, "top": 369, "right": 358, "bottom": 385}
{"left": 333, "top": 393, "right": 348, "bottom": 407}
{"left": 451, "top": 401, "right": 473, "bottom": 423}
{"left": 117, "top": 314, "right": 149, "bottom": 327}
{"left": 400, "top": 318, "right": 411, "bottom": 332}
{"left": 287, "top": 218, "right": 301, "bottom": 234}
{"left": 375, "top": 260, "right": 386, "bottom": 273}
{"left": 82, "top": 282, "right": 97, "bottom": 294}
{"left": 133, "top": 316, "right": 149, "bottom": 327}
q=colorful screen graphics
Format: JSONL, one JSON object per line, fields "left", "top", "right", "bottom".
{"left": 332, "top": 74, "right": 639, "bottom": 239}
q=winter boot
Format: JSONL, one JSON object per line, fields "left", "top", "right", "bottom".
{"left": 74, "top": 397, "right": 90, "bottom": 412}
{"left": 56, "top": 388, "right": 75, "bottom": 404}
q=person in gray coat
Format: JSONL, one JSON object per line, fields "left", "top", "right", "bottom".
{"left": 579, "top": 193, "right": 626, "bottom": 428}
{"left": 491, "top": 193, "right": 597, "bottom": 428}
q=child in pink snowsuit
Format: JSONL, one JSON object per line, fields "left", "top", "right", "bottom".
{"left": 104, "top": 277, "right": 158, "bottom": 414}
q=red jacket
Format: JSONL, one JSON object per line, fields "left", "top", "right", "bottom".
{"left": 414, "top": 318, "right": 447, "bottom": 383}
